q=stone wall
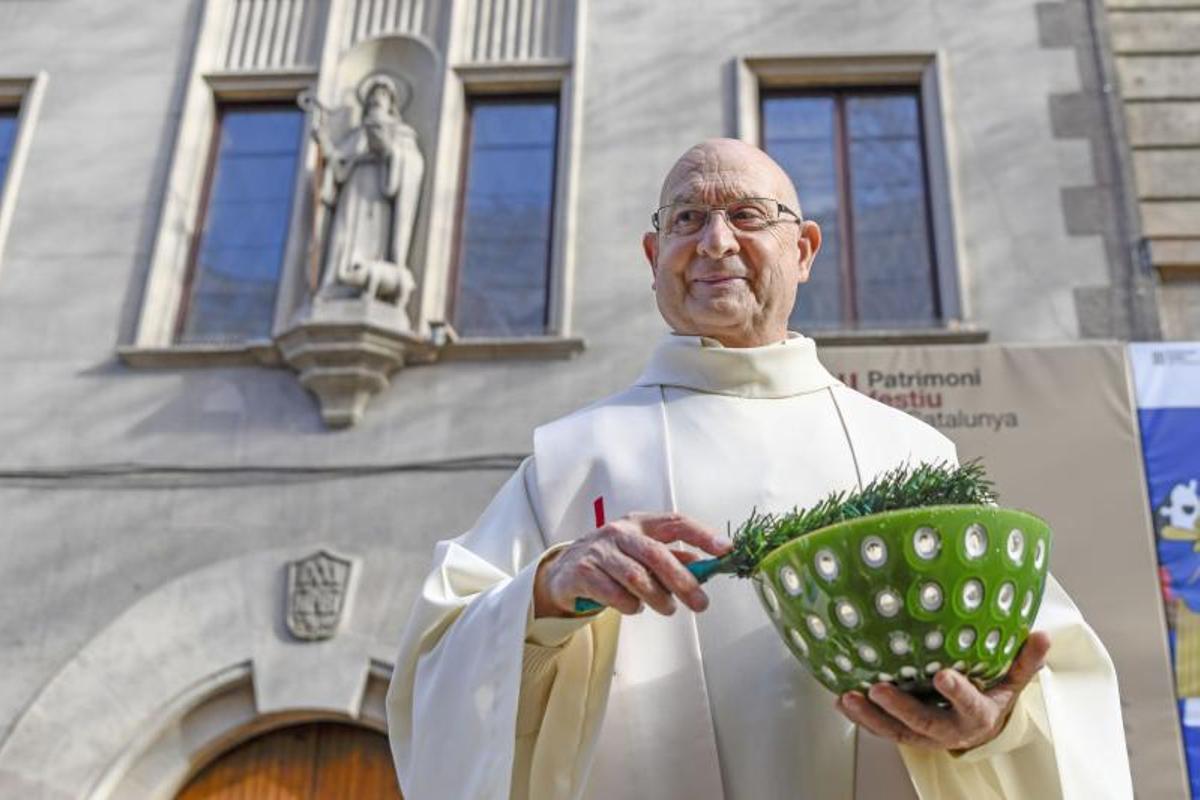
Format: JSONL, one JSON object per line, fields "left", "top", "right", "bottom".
{"left": 1105, "top": 0, "right": 1200, "bottom": 337}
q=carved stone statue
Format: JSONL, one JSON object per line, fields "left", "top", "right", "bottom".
{"left": 304, "top": 73, "right": 424, "bottom": 310}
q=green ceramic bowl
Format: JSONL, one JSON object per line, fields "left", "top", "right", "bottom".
{"left": 753, "top": 505, "right": 1051, "bottom": 697}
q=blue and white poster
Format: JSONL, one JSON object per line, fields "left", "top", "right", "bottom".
{"left": 1131, "top": 342, "right": 1200, "bottom": 797}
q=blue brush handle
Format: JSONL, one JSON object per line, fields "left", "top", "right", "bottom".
{"left": 573, "top": 558, "right": 724, "bottom": 614}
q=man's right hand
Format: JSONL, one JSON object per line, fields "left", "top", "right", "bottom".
{"left": 532, "top": 512, "right": 732, "bottom": 618}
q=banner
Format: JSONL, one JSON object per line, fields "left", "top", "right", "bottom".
{"left": 821, "top": 342, "right": 1186, "bottom": 798}
{"left": 1130, "top": 342, "right": 1200, "bottom": 797}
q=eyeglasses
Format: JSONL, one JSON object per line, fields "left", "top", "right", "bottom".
{"left": 651, "top": 197, "right": 801, "bottom": 236}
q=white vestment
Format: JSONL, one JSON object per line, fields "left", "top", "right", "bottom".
{"left": 387, "top": 333, "right": 1132, "bottom": 800}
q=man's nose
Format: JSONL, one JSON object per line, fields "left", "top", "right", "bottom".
{"left": 696, "top": 210, "right": 740, "bottom": 259}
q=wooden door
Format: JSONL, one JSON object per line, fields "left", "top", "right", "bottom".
{"left": 177, "top": 721, "right": 404, "bottom": 799}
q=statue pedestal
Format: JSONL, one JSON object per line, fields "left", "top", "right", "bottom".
{"left": 276, "top": 298, "right": 435, "bottom": 428}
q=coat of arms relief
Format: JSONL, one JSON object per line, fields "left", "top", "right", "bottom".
{"left": 285, "top": 550, "right": 356, "bottom": 641}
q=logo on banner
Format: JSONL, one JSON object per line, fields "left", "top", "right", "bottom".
{"left": 1161, "top": 479, "right": 1200, "bottom": 543}
{"left": 1150, "top": 348, "right": 1200, "bottom": 367}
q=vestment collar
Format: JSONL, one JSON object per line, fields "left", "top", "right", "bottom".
{"left": 633, "top": 331, "right": 841, "bottom": 398}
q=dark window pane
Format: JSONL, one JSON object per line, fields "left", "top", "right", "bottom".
{"left": 179, "top": 105, "right": 303, "bottom": 344}
{"left": 453, "top": 98, "right": 558, "bottom": 337}
{"left": 762, "top": 95, "right": 843, "bottom": 330}
{"left": 0, "top": 110, "right": 18, "bottom": 190}
{"left": 762, "top": 90, "right": 940, "bottom": 330}
{"left": 846, "top": 95, "right": 937, "bottom": 327}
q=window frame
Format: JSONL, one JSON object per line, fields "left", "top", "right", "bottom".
{"left": 761, "top": 86, "right": 943, "bottom": 329}
{"left": 0, "top": 73, "right": 48, "bottom": 280}
{"left": 128, "top": 72, "right": 316, "bottom": 360}
{"left": 412, "top": 62, "right": 583, "bottom": 355}
{"left": 734, "top": 55, "right": 976, "bottom": 342}
{"left": 174, "top": 98, "right": 306, "bottom": 345}
{"left": 447, "top": 92, "right": 561, "bottom": 339}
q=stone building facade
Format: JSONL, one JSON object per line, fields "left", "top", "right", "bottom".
{"left": 0, "top": 0, "right": 1193, "bottom": 796}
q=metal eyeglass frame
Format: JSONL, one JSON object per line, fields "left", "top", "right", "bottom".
{"left": 651, "top": 197, "right": 803, "bottom": 234}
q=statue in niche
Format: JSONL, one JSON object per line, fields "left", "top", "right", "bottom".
{"left": 301, "top": 73, "right": 424, "bottom": 312}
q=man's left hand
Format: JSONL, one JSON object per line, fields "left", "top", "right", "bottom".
{"left": 835, "top": 631, "right": 1050, "bottom": 751}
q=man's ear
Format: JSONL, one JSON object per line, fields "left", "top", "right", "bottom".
{"left": 642, "top": 232, "right": 659, "bottom": 288}
{"left": 796, "top": 220, "right": 821, "bottom": 283}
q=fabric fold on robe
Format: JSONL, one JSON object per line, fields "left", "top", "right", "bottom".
{"left": 386, "top": 458, "right": 621, "bottom": 799}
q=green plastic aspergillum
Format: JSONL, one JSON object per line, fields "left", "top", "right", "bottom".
{"left": 572, "top": 556, "right": 735, "bottom": 614}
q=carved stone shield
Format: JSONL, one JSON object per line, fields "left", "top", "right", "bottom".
{"left": 286, "top": 550, "right": 354, "bottom": 641}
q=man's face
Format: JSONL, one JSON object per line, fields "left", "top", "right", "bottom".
{"left": 642, "top": 141, "right": 820, "bottom": 347}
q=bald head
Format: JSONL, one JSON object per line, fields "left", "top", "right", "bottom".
{"left": 659, "top": 138, "right": 800, "bottom": 214}
{"left": 642, "top": 137, "right": 821, "bottom": 347}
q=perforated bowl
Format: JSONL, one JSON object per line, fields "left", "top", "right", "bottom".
{"left": 753, "top": 506, "right": 1051, "bottom": 697}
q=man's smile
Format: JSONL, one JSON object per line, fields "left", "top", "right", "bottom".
{"left": 693, "top": 275, "right": 746, "bottom": 286}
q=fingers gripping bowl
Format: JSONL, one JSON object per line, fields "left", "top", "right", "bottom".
{"left": 753, "top": 506, "right": 1051, "bottom": 696}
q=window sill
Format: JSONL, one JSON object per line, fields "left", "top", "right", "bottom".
{"left": 438, "top": 336, "right": 586, "bottom": 361}
{"left": 117, "top": 341, "right": 282, "bottom": 368}
{"left": 117, "top": 336, "right": 587, "bottom": 368}
{"left": 1157, "top": 264, "right": 1200, "bottom": 283}
{"left": 809, "top": 326, "right": 989, "bottom": 347}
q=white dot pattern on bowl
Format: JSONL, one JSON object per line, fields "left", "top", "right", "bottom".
{"left": 768, "top": 514, "right": 1046, "bottom": 694}
{"left": 1007, "top": 529, "right": 1025, "bottom": 565}
{"left": 875, "top": 589, "right": 902, "bottom": 617}
{"left": 815, "top": 549, "right": 839, "bottom": 581}
{"left": 913, "top": 527, "right": 940, "bottom": 560}
{"left": 835, "top": 600, "right": 861, "bottom": 628}
{"left": 964, "top": 524, "right": 988, "bottom": 559}
{"left": 919, "top": 581, "right": 944, "bottom": 611}
{"left": 961, "top": 579, "right": 984, "bottom": 611}
{"left": 760, "top": 580, "right": 780, "bottom": 616}
{"left": 997, "top": 582, "right": 1015, "bottom": 615}
{"left": 861, "top": 536, "right": 888, "bottom": 568}
{"left": 779, "top": 565, "right": 802, "bottom": 596}
{"left": 957, "top": 627, "right": 976, "bottom": 649}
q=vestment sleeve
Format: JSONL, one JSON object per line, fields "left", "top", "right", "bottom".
{"left": 898, "top": 575, "right": 1133, "bottom": 799}
{"left": 386, "top": 457, "right": 620, "bottom": 800}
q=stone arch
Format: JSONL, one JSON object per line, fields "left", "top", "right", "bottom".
{"left": 0, "top": 545, "right": 422, "bottom": 799}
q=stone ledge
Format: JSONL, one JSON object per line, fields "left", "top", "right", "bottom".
{"left": 117, "top": 336, "right": 589, "bottom": 368}
{"left": 438, "top": 336, "right": 586, "bottom": 361}
{"left": 810, "top": 327, "right": 990, "bottom": 347}
{"left": 1158, "top": 264, "right": 1200, "bottom": 280}
{"left": 117, "top": 342, "right": 283, "bottom": 368}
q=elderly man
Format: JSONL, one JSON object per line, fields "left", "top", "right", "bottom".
{"left": 387, "top": 140, "right": 1131, "bottom": 799}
